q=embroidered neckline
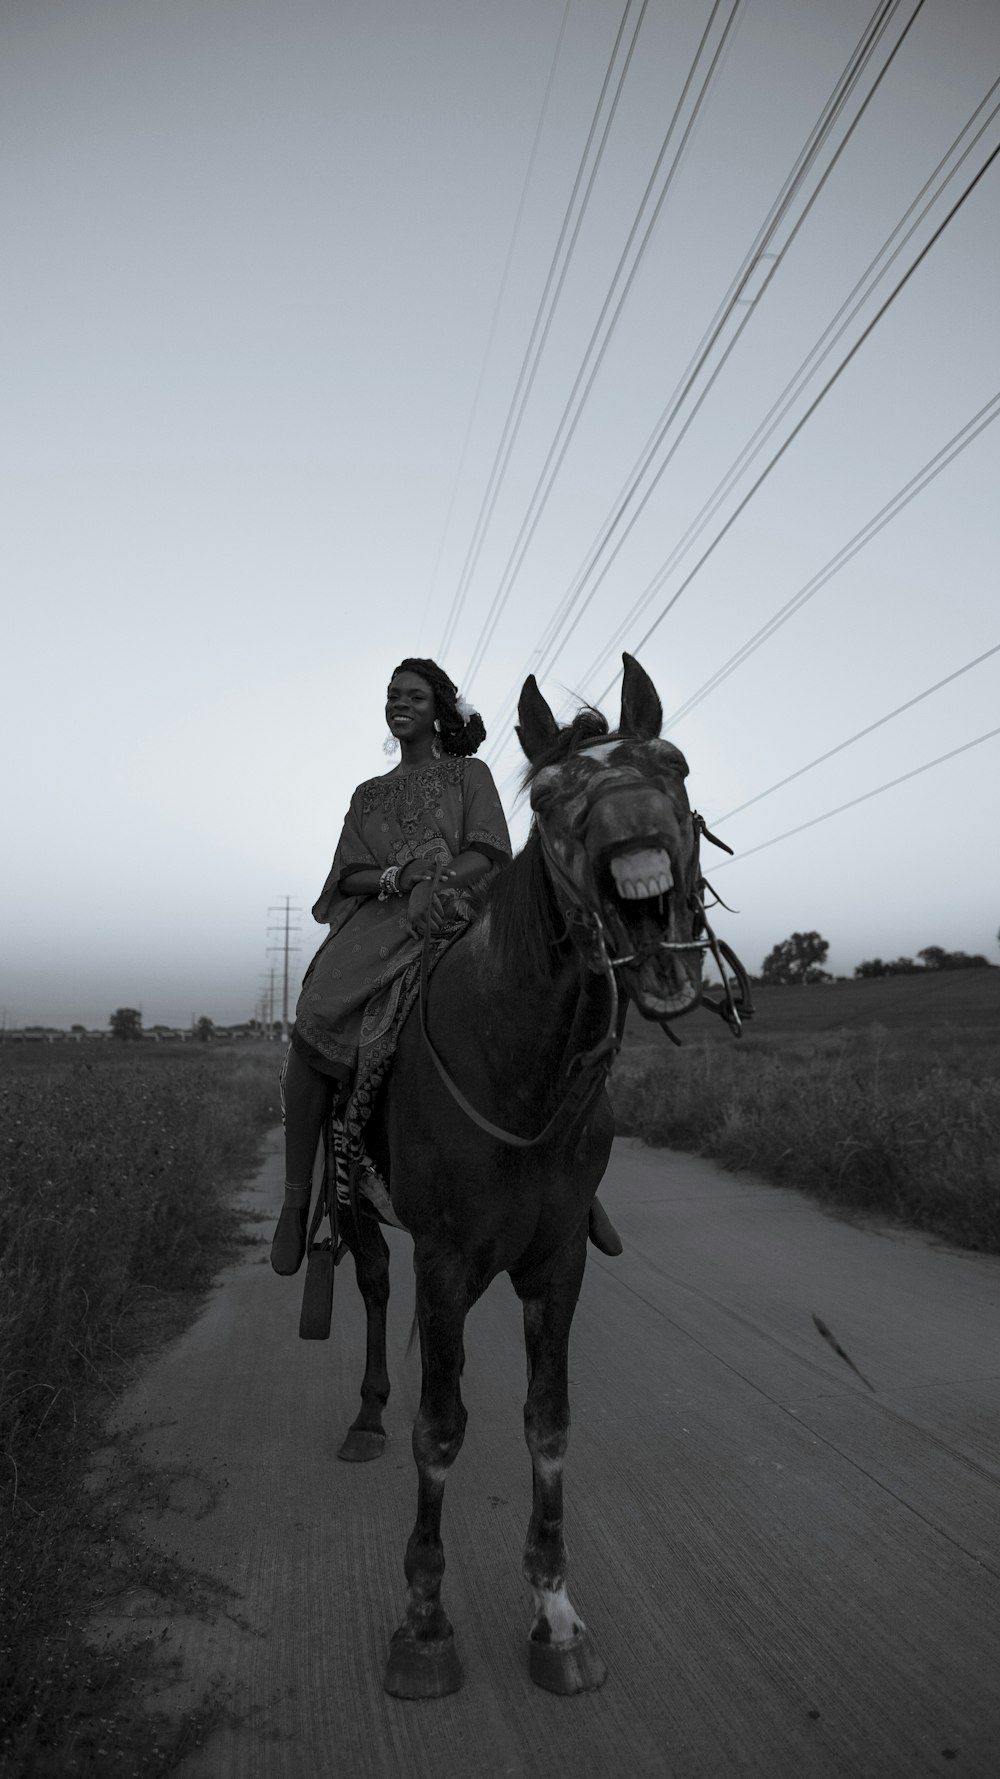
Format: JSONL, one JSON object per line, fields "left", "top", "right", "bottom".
{"left": 360, "top": 757, "right": 465, "bottom": 815}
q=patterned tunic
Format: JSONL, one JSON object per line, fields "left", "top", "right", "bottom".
{"left": 294, "top": 757, "right": 511, "bottom": 1077}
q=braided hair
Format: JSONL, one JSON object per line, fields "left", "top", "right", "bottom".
{"left": 392, "top": 658, "right": 486, "bottom": 757}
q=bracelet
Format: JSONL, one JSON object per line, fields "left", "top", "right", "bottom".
{"left": 378, "top": 865, "right": 402, "bottom": 900}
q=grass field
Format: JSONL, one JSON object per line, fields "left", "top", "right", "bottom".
{"left": 2, "top": 976, "right": 997, "bottom": 1769}
{"left": 612, "top": 969, "right": 1000, "bottom": 1253}
{"left": 0, "top": 1043, "right": 281, "bottom": 1777}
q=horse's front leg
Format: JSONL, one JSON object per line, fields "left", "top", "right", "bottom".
{"left": 520, "top": 1247, "right": 607, "bottom": 1695}
{"left": 338, "top": 1215, "right": 391, "bottom": 1462}
{"left": 383, "top": 1260, "right": 468, "bottom": 1699}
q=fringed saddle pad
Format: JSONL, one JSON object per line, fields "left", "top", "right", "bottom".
{"left": 325, "top": 924, "right": 461, "bottom": 1229}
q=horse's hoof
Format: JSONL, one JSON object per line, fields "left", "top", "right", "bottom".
{"left": 383, "top": 1631, "right": 463, "bottom": 1699}
{"left": 529, "top": 1632, "right": 607, "bottom": 1695}
{"left": 337, "top": 1428, "right": 386, "bottom": 1463}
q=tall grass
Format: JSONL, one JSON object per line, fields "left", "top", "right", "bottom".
{"left": 610, "top": 1028, "right": 1000, "bottom": 1253}
{"left": 0, "top": 1046, "right": 281, "bottom": 1776}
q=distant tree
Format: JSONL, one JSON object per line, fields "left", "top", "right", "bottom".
{"left": 918, "top": 945, "right": 990, "bottom": 972}
{"left": 110, "top": 1007, "right": 143, "bottom": 1041}
{"left": 194, "top": 1016, "right": 215, "bottom": 1042}
{"left": 759, "top": 931, "right": 830, "bottom": 986}
{"left": 70, "top": 1023, "right": 86, "bottom": 1033}
{"left": 854, "top": 958, "right": 886, "bottom": 979}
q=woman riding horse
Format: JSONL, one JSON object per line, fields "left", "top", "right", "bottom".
{"left": 270, "top": 657, "right": 622, "bottom": 1278}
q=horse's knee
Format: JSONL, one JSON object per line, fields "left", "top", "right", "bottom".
{"left": 413, "top": 1403, "right": 467, "bottom": 1475}
{"left": 524, "top": 1396, "right": 568, "bottom": 1462}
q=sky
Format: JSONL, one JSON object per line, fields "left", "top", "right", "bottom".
{"left": 2, "top": 0, "right": 998, "bottom": 1029}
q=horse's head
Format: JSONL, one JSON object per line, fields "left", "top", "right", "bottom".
{"left": 517, "top": 654, "right": 705, "bottom": 1021}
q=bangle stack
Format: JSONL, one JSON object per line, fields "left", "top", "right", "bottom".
{"left": 378, "top": 865, "right": 403, "bottom": 900}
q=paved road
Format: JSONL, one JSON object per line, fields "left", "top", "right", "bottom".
{"left": 102, "top": 1131, "right": 1000, "bottom": 1778}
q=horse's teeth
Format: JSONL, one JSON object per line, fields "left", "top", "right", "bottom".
{"left": 611, "top": 850, "right": 673, "bottom": 901}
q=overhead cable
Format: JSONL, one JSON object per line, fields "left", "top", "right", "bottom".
{"left": 578, "top": 74, "right": 1000, "bottom": 694}
{"left": 710, "top": 726, "right": 1000, "bottom": 866}
{"left": 416, "top": 0, "right": 573, "bottom": 645}
{"left": 484, "top": 0, "right": 919, "bottom": 739}
{"left": 664, "top": 390, "right": 1000, "bottom": 726}
{"left": 588, "top": 131, "right": 1000, "bottom": 707}
{"left": 436, "top": 0, "right": 649, "bottom": 660}
{"left": 715, "top": 642, "right": 1000, "bottom": 823}
{"left": 461, "top": 0, "right": 747, "bottom": 684}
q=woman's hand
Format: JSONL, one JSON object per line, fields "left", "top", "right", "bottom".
{"left": 405, "top": 877, "right": 448, "bottom": 939}
{"left": 398, "top": 859, "right": 437, "bottom": 894}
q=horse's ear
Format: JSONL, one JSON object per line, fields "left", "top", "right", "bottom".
{"left": 516, "top": 675, "right": 560, "bottom": 762}
{"left": 619, "top": 653, "right": 662, "bottom": 740}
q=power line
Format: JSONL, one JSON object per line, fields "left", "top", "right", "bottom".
{"left": 711, "top": 726, "right": 1000, "bottom": 866}
{"left": 577, "top": 74, "right": 1000, "bottom": 697}
{"left": 415, "top": 0, "right": 573, "bottom": 647}
{"left": 588, "top": 130, "right": 1000, "bottom": 708}
{"left": 460, "top": 0, "right": 747, "bottom": 685}
{"left": 436, "top": 0, "right": 649, "bottom": 660}
{"left": 664, "top": 390, "right": 1000, "bottom": 727}
{"left": 483, "top": 0, "right": 920, "bottom": 742}
{"left": 715, "top": 642, "right": 1000, "bottom": 823}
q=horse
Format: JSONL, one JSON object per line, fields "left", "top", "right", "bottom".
{"left": 327, "top": 653, "right": 749, "bottom": 1700}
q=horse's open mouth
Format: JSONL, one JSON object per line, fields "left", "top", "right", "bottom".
{"left": 601, "top": 846, "right": 702, "bottom": 1020}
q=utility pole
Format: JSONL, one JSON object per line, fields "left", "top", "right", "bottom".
{"left": 267, "top": 898, "right": 301, "bottom": 1041}
{"left": 257, "top": 966, "right": 278, "bottom": 1039}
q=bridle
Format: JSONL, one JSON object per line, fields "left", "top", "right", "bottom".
{"left": 535, "top": 805, "right": 754, "bottom": 1042}
{"left": 416, "top": 795, "right": 753, "bottom": 1149}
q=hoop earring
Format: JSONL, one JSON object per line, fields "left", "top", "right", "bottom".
{"left": 383, "top": 732, "right": 399, "bottom": 757}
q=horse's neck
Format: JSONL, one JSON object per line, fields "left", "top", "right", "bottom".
{"left": 457, "top": 919, "right": 606, "bottom": 1088}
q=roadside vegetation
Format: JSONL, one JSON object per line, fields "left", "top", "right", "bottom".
{"left": 612, "top": 971, "right": 1000, "bottom": 1254}
{"left": 0, "top": 1045, "right": 280, "bottom": 1776}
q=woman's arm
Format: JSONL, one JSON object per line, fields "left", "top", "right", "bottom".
{"left": 340, "top": 850, "right": 493, "bottom": 899}
{"left": 438, "top": 848, "right": 495, "bottom": 889}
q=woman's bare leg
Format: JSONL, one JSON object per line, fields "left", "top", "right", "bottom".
{"left": 282, "top": 1044, "right": 336, "bottom": 1185}
{"left": 271, "top": 1045, "right": 338, "bottom": 1275}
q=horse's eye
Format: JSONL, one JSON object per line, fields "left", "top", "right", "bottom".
{"left": 529, "top": 770, "right": 560, "bottom": 812}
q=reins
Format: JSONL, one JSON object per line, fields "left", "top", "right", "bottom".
{"left": 416, "top": 807, "right": 754, "bottom": 1149}
{"left": 417, "top": 862, "right": 622, "bottom": 1150}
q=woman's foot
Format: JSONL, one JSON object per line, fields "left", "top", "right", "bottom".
{"left": 588, "top": 1195, "right": 623, "bottom": 1257}
{"left": 270, "top": 1184, "right": 311, "bottom": 1275}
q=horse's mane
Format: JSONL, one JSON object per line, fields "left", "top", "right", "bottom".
{"left": 518, "top": 705, "right": 610, "bottom": 785}
{"left": 470, "top": 704, "right": 615, "bottom": 982}
{"left": 469, "top": 831, "right": 563, "bottom": 982}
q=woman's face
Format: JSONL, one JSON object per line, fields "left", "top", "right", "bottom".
{"left": 386, "top": 671, "right": 436, "bottom": 747}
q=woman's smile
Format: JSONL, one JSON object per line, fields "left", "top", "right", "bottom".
{"left": 385, "top": 671, "right": 437, "bottom": 749}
